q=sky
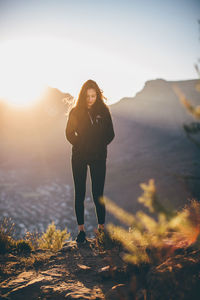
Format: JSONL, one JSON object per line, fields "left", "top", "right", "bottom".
{"left": 0, "top": 0, "right": 199, "bottom": 106}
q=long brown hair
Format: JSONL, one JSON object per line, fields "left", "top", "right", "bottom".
{"left": 75, "top": 79, "right": 109, "bottom": 113}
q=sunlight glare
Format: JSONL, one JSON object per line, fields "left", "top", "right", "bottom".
{"left": 0, "top": 37, "right": 76, "bottom": 107}
{"left": 0, "top": 36, "right": 145, "bottom": 107}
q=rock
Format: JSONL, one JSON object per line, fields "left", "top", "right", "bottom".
{"left": 58, "top": 241, "right": 78, "bottom": 253}
{"left": 65, "top": 291, "right": 102, "bottom": 299}
{"left": 2, "top": 274, "right": 52, "bottom": 300}
{"left": 105, "top": 283, "right": 130, "bottom": 300}
{"left": 97, "top": 265, "right": 111, "bottom": 280}
{"left": 147, "top": 250, "right": 200, "bottom": 300}
{"left": 75, "top": 264, "right": 92, "bottom": 275}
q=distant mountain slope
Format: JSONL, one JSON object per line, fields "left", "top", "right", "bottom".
{"left": 107, "top": 78, "right": 200, "bottom": 213}
{"left": 111, "top": 78, "right": 200, "bottom": 130}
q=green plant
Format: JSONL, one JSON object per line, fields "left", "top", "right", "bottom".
{"left": 0, "top": 217, "right": 15, "bottom": 254}
{"left": 172, "top": 21, "right": 200, "bottom": 148}
{"left": 24, "top": 229, "right": 42, "bottom": 251}
{"left": 172, "top": 82, "right": 200, "bottom": 148}
{"left": 15, "top": 239, "right": 33, "bottom": 255}
{"left": 95, "top": 228, "right": 123, "bottom": 252}
{"left": 37, "top": 221, "right": 71, "bottom": 252}
{"left": 101, "top": 179, "right": 200, "bottom": 266}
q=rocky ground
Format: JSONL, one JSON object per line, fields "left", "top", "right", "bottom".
{"left": 0, "top": 237, "right": 130, "bottom": 300}
{"left": 0, "top": 236, "right": 200, "bottom": 300}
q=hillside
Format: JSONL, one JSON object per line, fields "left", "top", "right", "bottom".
{"left": 108, "top": 78, "right": 200, "bottom": 213}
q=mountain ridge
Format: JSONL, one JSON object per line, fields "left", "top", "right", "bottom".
{"left": 1, "top": 78, "right": 199, "bottom": 111}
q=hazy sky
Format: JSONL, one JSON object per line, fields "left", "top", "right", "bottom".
{"left": 0, "top": 0, "right": 199, "bottom": 106}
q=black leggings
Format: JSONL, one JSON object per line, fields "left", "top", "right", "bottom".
{"left": 71, "top": 155, "right": 106, "bottom": 226}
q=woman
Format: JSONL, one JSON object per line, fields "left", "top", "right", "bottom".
{"left": 65, "top": 79, "right": 115, "bottom": 243}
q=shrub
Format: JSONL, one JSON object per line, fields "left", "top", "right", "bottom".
{"left": 101, "top": 179, "right": 200, "bottom": 266}
{"left": 37, "top": 221, "right": 71, "bottom": 252}
{"left": 95, "top": 228, "right": 123, "bottom": 252}
{"left": 172, "top": 51, "right": 200, "bottom": 148}
{"left": 15, "top": 239, "right": 32, "bottom": 255}
{"left": 0, "top": 217, "right": 15, "bottom": 254}
{"left": 23, "top": 230, "right": 41, "bottom": 251}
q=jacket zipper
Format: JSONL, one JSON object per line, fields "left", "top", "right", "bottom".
{"left": 88, "top": 111, "right": 94, "bottom": 125}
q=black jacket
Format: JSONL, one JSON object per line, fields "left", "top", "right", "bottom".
{"left": 65, "top": 102, "right": 115, "bottom": 160}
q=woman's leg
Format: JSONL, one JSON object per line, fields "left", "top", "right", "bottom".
{"left": 71, "top": 155, "right": 88, "bottom": 229}
{"left": 89, "top": 159, "right": 106, "bottom": 226}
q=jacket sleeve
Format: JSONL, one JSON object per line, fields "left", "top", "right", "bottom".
{"left": 104, "top": 108, "right": 115, "bottom": 145}
{"left": 65, "top": 108, "right": 79, "bottom": 145}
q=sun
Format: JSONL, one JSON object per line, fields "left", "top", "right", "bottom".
{"left": 0, "top": 35, "right": 129, "bottom": 107}
{"left": 0, "top": 38, "right": 58, "bottom": 107}
{"left": 1, "top": 82, "right": 47, "bottom": 108}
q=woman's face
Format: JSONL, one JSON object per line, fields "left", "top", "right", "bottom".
{"left": 86, "top": 88, "right": 97, "bottom": 109}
